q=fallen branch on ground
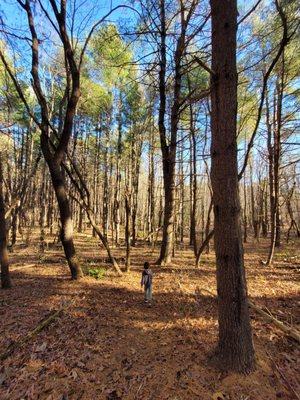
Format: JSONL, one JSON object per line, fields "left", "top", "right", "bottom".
{"left": 249, "top": 301, "right": 300, "bottom": 343}
{"left": 267, "top": 351, "right": 300, "bottom": 400}
{"left": 196, "top": 287, "right": 300, "bottom": 343}
{"left": 10, "top": 264, "right": 37, "bottom": 271}
{"left": 0, "top": 300, "right": 73, "bottom": 361}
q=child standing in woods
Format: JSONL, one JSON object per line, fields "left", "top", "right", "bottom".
{"left": 141, "top": 262, "right": 153, "bottom": 304}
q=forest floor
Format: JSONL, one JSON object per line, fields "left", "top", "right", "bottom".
{"left": 0, "top": 233, "right": 299, "bottom": 400}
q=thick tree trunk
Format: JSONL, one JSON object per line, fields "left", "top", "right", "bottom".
{"left": 210, "top": 0, "right": 255, "bottom": 373}
{"left": 156, "top": 0, "right": 175, "bottom": 265}
{"left": 157, "top": 0, "right": 185, "bottom": 265}
{"left": 157, "top": 168, "right": 176, "bottom": 265}
{"left": 46, "top": 155, "right": 83, "bottom": 280}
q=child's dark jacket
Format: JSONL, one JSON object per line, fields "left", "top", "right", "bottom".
{"left": 141, "top": 269, "right": 153, "bottom": 289}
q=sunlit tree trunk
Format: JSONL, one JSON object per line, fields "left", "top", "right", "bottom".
{"left": 0, "top": 153, "right": 12, "bottom": 289}
{"left": 210, "top": 0, "right": 255, "bottom": 372}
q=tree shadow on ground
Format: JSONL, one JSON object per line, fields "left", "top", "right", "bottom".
{"left": 0, "top": 262, "right": 299, "bottom": 400}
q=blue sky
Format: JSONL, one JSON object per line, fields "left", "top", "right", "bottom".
{"left": 0, "top": 0, "right": 136, "bottom": 35}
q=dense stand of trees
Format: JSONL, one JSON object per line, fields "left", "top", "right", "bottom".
{"left": 0, "top": 0, "right": 299, "bottom": 372}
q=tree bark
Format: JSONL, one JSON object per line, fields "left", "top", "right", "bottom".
{"left": 210, "top": 0, "right": 255, "bottom": 372}
{"left": 45, "top": 156, "right": 82, "bottom": 280}
{"left": 157, "top": 0, "right": 187, "bottom": 265}
{"left": 0, "top": 154, "right": 12, "bottom": 289}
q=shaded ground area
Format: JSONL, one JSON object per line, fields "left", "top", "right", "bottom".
{"left": 0, "top": 235, "right": 299, "bottom": 400}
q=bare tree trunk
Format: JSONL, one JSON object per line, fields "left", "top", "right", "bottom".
{"left": 131, "top": 137, "right": 142, "bottom": 247}
{"left": 0, "top": 154, "right": 12, "bottom": 289}
{"left": 125, "top": 151, "right": 133, "bottom": 270}
{"left": 274, "top": 72, "right": 283, "bottom": 248}
{"left": 286, "top": 182, "right": 300, "bottom": 241}
{"left": 204, "top": 199, "right": 213, "bottom": 254}
{"left": 179, "top": 135, "right": 184, "bottom": 244}
{"left": 156, "top": 0, "right": 175, "bottom": 266}
{"left": 250, "top": 162, "right": 259, "bottom": 240}
{"left": 265, "top": 91, "right": 276, "bottom": 266}
{"left": 243, "top": 173, "right": 248, "bottom": 243}
{"left": 210, "top": 0, "right": 255, "bottom": 372}
{"left": 189, "top": 127, "right": 197, "bottom": 248}
{"left": 157, "top": 0, "right": 186, "bottom": 265}
{"left": 147, "top": 128, "right": 155, "bottom": 242}
{"left": 103, "top": 133, "right": 109, "bottom": 240}
{"left": 45, "top": 156, "right": 82, "bottom": 280}
{"left": 39, "top": 162, "right": 46, "bottom": 252}
{"left": 125, "top": 193, "right": 131, "bottom": 271}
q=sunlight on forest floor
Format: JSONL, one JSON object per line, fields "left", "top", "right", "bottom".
{"left": 0, "top": 234, "right": 299, "bottom": 400}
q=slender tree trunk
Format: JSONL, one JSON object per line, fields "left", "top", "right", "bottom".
{"left": 204, "top": 198, "right": 213, "bottom": 254}
{"left": 210, "top": 0, "right": 255, "bottom": 372}
{"left": 243, "top": 173, "right": 248, "bottom": 243}
{"left": 131, "top": 138, "right": 142, "bottom": 247}
{"left": 0, "top": 154, "right": 12, "bottom": 289}
{"left": 286, "top": 182, "right": 300, "bottom": 241}
{"left": 179, "top": 136, "right": 184, "bottom": 244}
{"left": 266, "top": 91, "right": 276, "bottom": 266}
{"left": 274, "top": 72, "right": 283, "bottom": 248}
{"left": 250, "top": 163, "right": 259, "bottom": 240}
{"left": 147, "top": 129, "right": 155, "bottom": 242}
{"left": 262, "top": 184, "right": 268, "bottom": 237}
{"left": 189, "top": 114, "right": 197, "bottom": 249}
{"left": 39, "top": 162, "right": 46, "bottom": 252}
{"left": 114, "top": 96, "right": 122, "bottom": 246}
{"left": 125, "top": 194, "right": 131, "bottom": 271}
{"left": 103, "top": 134, "right": 109, "bottom": 240}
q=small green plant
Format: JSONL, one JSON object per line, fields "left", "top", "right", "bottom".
{"left": 87, "top": 267, "right": 106, "bottom": 280}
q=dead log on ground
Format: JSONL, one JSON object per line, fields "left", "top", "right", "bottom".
{"left": 0, "top": 300, "right": 73, "bottom": 361}
{"left": 196, "top": 287, "right": 300, "bottom": 343}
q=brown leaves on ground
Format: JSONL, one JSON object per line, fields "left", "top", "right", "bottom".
{"left": 0, "top": 235, "right": 299, "bottom": 400}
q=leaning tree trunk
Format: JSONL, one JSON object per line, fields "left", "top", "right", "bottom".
{"left": 45, "top": 151, "right": 83, "bottom": 280}
{"left": 0, "top": 154, "right": 12, "bottom": 289}
{"left": 210, "top": 0, "right": 255, "bottom": 373}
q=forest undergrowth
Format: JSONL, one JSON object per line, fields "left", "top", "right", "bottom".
{"left": 0, "top": 233, "right": 299, "bottom": 400}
